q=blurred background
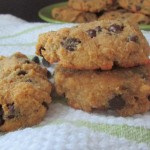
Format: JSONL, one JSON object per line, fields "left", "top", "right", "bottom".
{"left": 0, "top": 0, "right": 66, "bottom": 21}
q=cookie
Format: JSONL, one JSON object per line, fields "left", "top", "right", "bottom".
{"left": 104, "top": 0, "right": 120, "bottom": 11}
{"left": 118, "top": 0, "right": 150, "bottom": 15}
{"left": 0, "top": 53, "right": 52, "bottom": 132}
{"left": 99, "top": 9, "right": 150, "bottom": 25}
{"left": 68, "top": 0, "right": 114, "bottom": 13}
{"left": 52, "top": 6, "right": 97, "bottom": 23}
{"left": 36, "top": 20, "right": 150, "bottom": 70}
{"left": 54, "top": 65, "right": 150, "bottom": 116}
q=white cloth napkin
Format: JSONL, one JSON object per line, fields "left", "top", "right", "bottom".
{"left": 0, "top": 14, "right": 150, "bottom": 150}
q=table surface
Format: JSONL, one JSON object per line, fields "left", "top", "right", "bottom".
{"left": 0, "top": 0, "right": 66, "bottom": 22}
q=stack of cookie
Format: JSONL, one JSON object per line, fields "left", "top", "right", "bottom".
{"left": 36, "top": 20, "right": 150, "bottom": 116}
{"left": 51, "top": 0, "right": 150, "bottom": 25}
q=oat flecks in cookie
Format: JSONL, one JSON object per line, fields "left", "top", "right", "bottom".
{"left": 0, "top": 52, "right": 52, "bottom": 132}
{"left": 36, "top": 20, "right": 150, "bottom": 70}
{"left": 54, "top": 65, "right": 150, "bottom": 116}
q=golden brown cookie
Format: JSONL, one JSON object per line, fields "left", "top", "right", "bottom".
{"left": 104, "top": 0, "right": 120, "bottom": 11}
{"left": 52, "top": 6, "right": 97, "bottom": 23}
{"left": 68, "top": 0, "right": 114, "bottom": 13}
{"left": 99, "top": 9, "right": 150, "bottom": 25}
{"left": 118, "top": 0, "right": 150, "bottom": 15}
{"left": 0, "top": 53, "right": 52, "bottom": 132}
{"left": 54, "top": 65, "right": 150, "bottom": 116}
{"left": 36, "top": 20, "right": 150, "bottom": 70}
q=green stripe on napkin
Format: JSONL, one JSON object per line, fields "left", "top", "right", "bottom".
{"left": 38, "top": 119, "right": 150, "bottom": 146}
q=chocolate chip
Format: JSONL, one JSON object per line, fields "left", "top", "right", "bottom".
{"left": 42, "top": 58, "right": 51, "bottom": 67}
{"left": 0, "top": 118, "right": 4, "bottom": 126}
{"left": 0, "top": 105, "right": 3, "bottom": 116}
{"left": 134, "top": 96, "right": 139, "bottom": 101}
{"left": 136, "top": 5, "right": 141, "bottom": 11}
{"left": 0, "top": 105, "right": 4, "bottom": 125}
{"left": 24, "top": 60, "right": 30, "bottom": 64}
{"left": 109, "top": 95, "right": 125, "bottom": 110}
{"left": 95, "top": 26, "right": 102, "bottom": 32}
{"left": 61, "top": 38, "right": 81, "bottom": 51}
{"left": 7, "top": 103, "right": 15, "bottom": 119}
{"left": 17, "top": 70, "right": 27, "bottom": 76}
{"left": 138, "top": 20, "right": 146, "bottom": 24}
{"left": 26, "top": 79, "right": 32, "bottom": 82}
{"left": 47, "top": 70, "right": 52, "bottom": 79}
{"left": 42, "top": 102, "right": 49, "bottom": 110}
{"left": 95, "top": 69, "right": 102, "bottom": 73}
{"left": 40, "top": 46, "right": 45, "bottom": 51}
{"left": 32, "top": 56, "right": 40, "bottom": 64}
{"left": 128, "top": 35, "right": 139, "bottom": 43}
{"left": 147, "top": 95, "right": 150, "bottom": 101}
{"left": 8, "top": 115, "right": 14, "bottom": 119}
{"left": 86, "top": 29, "right": 96, "bottom": 38}
{"left": 113, "top": 61, "right": 119, "bottom": 69}
{"left": 108, "top": 24, "right": 123, "bottom": 33}
{"left": 39, "top": 46, "right": 45, "bottom": 56}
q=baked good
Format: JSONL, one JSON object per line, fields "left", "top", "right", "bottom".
{"left": 105, "top": 0, "right": 120, "bottom": 11}
{"left": 36, "top": 20, "right": 150, "bottom": 70}
{"left": 68, "top": 0, "right": 114, "bottom": 13}
{"left": 99, "top": 9, "right": 150, "bottom": 25}
{"left": 52, "top": 6, "right": 97, "bottom": 23}
{"left": 54, "top": 65, "right": 150, "bottom": 116}
{"left": 118, "top": 0, "right": 150, "bottom": 15}
{"left": 0, "top": 52, "right": 52, "bottom": 132}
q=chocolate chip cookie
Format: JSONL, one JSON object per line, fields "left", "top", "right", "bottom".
{"left": 0, "top": 53, "right": 52, "bottom": 132}
{"left": 99, "top": 9, "right": 150, "bottom": 25}
{"left": 52, "top": 6, "right": 97, "bottom": 23}
{"left": 36, "top": 20, "right": 150, "bottom": 70}
{"left": 68, "top": 0, "right": 114, "bottom": 13}
{"left": 118, "top": 0, "right": 150, "bottom": 15}
{"left": 103, "top": 0, "right": 120, "bottom": 11}
{"left": 54, "top": 65, "right": 150, "bottom": 116}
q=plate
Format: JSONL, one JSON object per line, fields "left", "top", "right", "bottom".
{"left": 38, "top": 2, "right": 68, "bottom": 24}
{"left": 38, "top": 2, "right": 150, "bottom": 30}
